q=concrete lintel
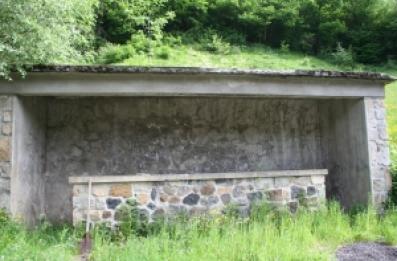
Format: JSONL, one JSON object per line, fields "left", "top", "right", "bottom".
{"left": 0, "top": 73, "right": 386, "bottom": 98}
{"left": 68, "top": 169, "right": 328, "bottom": 184}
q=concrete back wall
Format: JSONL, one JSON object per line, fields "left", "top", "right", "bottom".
{"left": 45, "top": 97, "right": 323, "bottom": 222}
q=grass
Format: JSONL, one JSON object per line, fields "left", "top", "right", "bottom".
{"left": 386, "top": 81, "right": 397, "bottom": 145}
{"left": 119, "top": 44, "right": 344, "bottom": 70}
{"left": 117, "top": 43, "right": 397, "bottom": 75}
{"left": 1, "top": 203, "right": 397, "bottom": 260}
{"left": 0, "top": 213, "right": 83, "bottom": 260}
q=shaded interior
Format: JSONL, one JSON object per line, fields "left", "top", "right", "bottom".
{"left": 11, "top": 96, "right": 371, "bottom": 224}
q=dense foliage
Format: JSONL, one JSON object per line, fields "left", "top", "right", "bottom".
{"left": 97, "top": 0, "right": 397, "bottom": 64}
{"left": 0, "top": 0, "right": 98, "bottom": 79}
{"left": 1, "top": 0, "right": 396, "bottom": 76}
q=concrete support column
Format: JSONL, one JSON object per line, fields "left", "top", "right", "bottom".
{"left": 10, "top": 97, "right": 47, "bottom": 226}
{"left": 0, "top": 96, "right": 13, "bottom": 211}
{"left": 364, "top": 97, "right": 391, "bottom": 206}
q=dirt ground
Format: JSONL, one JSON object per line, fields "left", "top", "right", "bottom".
{"left": 336, "top": 242, "right": 397, "bottom": 261}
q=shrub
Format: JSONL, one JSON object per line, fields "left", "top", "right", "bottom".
{"left": 331, "top": 43, "right": 355, "bottom": 68}
{"left": 114, "top": 199, "right": 149, "bottom": 239}
{"left": 155, "top": 46, "right": 171, "bottom": 59}
{"left": 280, "top": 40, "right": 290, "bottom": 53}
{"left": 201, "top": 34, "right": 231, "bottom": 54}
{"left": 129, "top": 31, "right": 153, "bottom": 54}
{"left": 96, "top": 44, "right": 135, "bottom": 64}
{"left": 163, "top": 34, "right": 183, "bottom": 47}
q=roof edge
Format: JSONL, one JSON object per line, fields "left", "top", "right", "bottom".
{"left": 24, "top": 65, "right": 395, "bottom": 82}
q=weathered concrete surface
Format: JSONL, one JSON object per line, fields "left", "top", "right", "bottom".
{"left": 2, "top": 95, "right": 390, "bottom": 224}
{"left": 0, "top": 94, "right": 391, "bottom": 225}
{"left": 0, "top": 96, "right": 13, "bottom": 211}
{"left": 10, "top": 97, "right": 47, "bottom": 226}
{"left": 364, "top": 97, "right": 391, "bottom": 206}
{"left": 320, "top": 98, "right": 391, "bottom": 209}
{"left": 69, "top": 169, "right": 328, "bottom": 184}
{"left": 45, "top": 97, "right": 324, "bottom": 222}
{"left": 22, "top": 65, "right": 397, "bottom": 81}
{"left": 320, "top": 99, "right": 372, "bottom": 209}
{"left": 0, "top": 72, "right": 388, "bottom": 97}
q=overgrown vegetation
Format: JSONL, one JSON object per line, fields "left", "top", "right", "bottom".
{"left": 0, "top": 0, "right": 98, "bottom": 79}
{"left": 96, "top": 0, "right": 397, "bottom": 64}
{"left": 0, "top": 210, "right": 84, "bottom": 260}
{"left": 1, "top": 202, "right": 397, "bottom": 260}
{"left": 1, "top": 0, "right": 397, "bottom": 78}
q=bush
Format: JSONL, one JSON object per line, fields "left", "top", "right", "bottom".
{"left": 331, "top": 43, "right": 355, "bottom": 68}
{"left": 163, "top": 34, "right": 183, "bottom": 47}
{"left": 155, "top": 46, "right": 171, "bottom": 59}
{"left": 201, "top": 34, "right": 231, "bottom": 54}
{"left": 129, "top": 31, "right": 153, "bottom": 54}
{"left": 280, "top": 40, "right": 290, "bottom": 53}
{"left": 96, "top": 44, "right": 135, "bottom": 64}
{"left": 114, "top": 199, "right": 149, "bottom": 239}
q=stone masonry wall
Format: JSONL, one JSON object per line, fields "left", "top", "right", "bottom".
{"left": 71, "top": 173, "right": 327, "bottom": 226}
{"left": 364, "top": 97, "right": 391, "bottom": 206}
{"left": 0, "top": 96, "right": 12, "bottom": 211}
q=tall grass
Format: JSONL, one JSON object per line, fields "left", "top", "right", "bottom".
{"left": 386, "top": 81, "right": 397, "bottom": 146}
{"left": 91, "top": 202, "right": 397, "bottom": 261}
{"left": 1, "top": 202, "right": 397, "bottom": 260}
{"left": 0, "top": 211, "right": 82, "bottom": 260}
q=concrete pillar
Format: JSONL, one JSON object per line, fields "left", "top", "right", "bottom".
{"left": 10, "top": 97, "right": 47, "bottom": 226}
{"left": 321, "top": 98, "right": 391, "bottom": 210}
{"left": 364, "top": 97, "right": 391, "bottom": 206}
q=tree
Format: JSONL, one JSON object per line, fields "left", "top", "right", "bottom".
{"left": 0, "top": 0, "right": 98, "bottom": 79}
{"left": 238, "top": 0, "right": 300, "bottom": 44}
{"left": 98, "top": 0, "right": 174, "bottom": 43}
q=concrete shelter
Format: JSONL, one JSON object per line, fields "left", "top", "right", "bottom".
{"left": 0, "top": 66, "right": 393, "bottom": 226}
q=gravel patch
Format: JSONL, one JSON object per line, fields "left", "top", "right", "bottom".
{"left": 336, "top": 242, "right": 397, "bottom": 261}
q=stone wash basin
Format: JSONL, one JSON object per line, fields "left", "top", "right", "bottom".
{"left": 69, "top": 169, "right": 327, "bottom": 225}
